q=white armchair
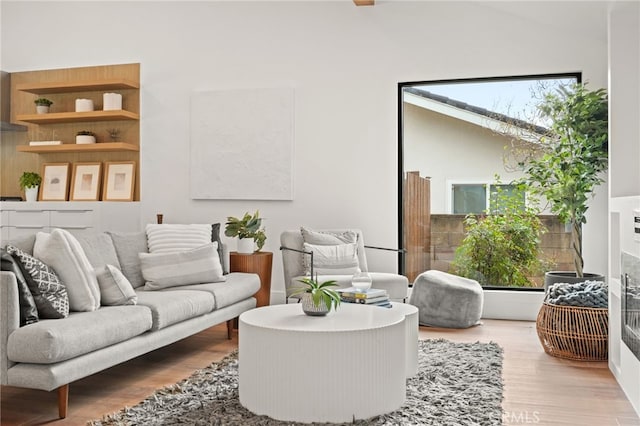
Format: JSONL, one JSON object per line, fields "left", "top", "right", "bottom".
{"left": 280, "top": 228, "right": 409, "bottom": 302}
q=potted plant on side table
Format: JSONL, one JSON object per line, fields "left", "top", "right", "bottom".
{"left": 19, "top": 171, "right": 42, "bottom": 202}
{"left": 289, "top": 277, "right": 341, "bottom": 316}
{"left": 520, "top": 82, "right": 608, "bottom": 289}
{"left": 224, "top": 210, "right": 266, "bottom": 254}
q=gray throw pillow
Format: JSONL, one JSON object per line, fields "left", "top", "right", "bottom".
{"left": 107, "top": 231, "right": 148, "bottom": 288}
{"left": 96, "top": 264, "right": 137, "bottom": 305}
{"left": 6, "top": 244, "right": 69, "bottom": 319}
{"left": 140, "top": 243, "right": 225, "bottom": 290}
{"left": 1, "top": 249, "right": 39, "bottom": 326}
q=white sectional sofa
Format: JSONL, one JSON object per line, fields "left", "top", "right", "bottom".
{"left": 0, "top": 228, "right": 260, "bottom": 419}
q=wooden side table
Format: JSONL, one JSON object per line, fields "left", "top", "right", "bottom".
{"left": 230, "top": 251, "right": 273, "bottom": 307}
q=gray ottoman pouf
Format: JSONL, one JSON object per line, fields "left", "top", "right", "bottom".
{"left": 409, "top": 270, "right": 483, "bottom": 328}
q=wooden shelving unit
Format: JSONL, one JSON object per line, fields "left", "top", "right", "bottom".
{"left": 1, "top": 63, "right": 141, "bottom": 201}
{"left": 15, "top": 78, "right": 139, "bottom": 94}
{"left": 17, "top": 142, "right": 139, "bottom": 153}
{"left": 16, "top": 110, "right": 139, "bottom": 124}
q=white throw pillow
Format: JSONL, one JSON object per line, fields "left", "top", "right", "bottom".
{"left": 146, "top": 224, "right": 211, "bottom": 253}
{"left": 140, "top": 242, "right": 225, "bottom": 290}
{"left": 96, "top": 264, "right": 137, "bottom": 306}
{"left": 302, "top": 242, "right": 361, "bottom": 275}
{"left": 34, "top": 229, "right": 101, "bottom": 312}
{"left": 300, "top": 227, "right": 359, "bottom": 273}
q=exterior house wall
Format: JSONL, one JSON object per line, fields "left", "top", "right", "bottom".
{"left": 404, "top": 103, "right": 529, "bottom": 214}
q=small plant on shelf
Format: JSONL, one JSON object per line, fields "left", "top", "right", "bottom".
{"left": 76, "top": 130, "right": 97, "bottom": 144}
{"left": 106, "top": 128, "right": 121, "bottom": 141}
{"left": 34, "top": 98, "right": 53, "bottom": 107}
{"left": 19, "top": 171, "right": 42, "bottom": 190}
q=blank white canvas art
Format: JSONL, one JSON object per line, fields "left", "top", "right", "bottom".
{"left": 190, "top": 88, "right": 294, "bottom": 200}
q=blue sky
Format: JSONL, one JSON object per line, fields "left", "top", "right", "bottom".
{"left": 417, "top": 77, "right": 576, "bottom": 125}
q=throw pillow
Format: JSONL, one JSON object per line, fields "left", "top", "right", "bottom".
{"left": 300, "top": 227, "right": 358, "bottom": 245}
{"left": 300, "top": 227, "right": 360, "bottom": 273}
{"left": 146, "top": 224, "right": 211, "bottom": 253}
{"left": 140, "top": 242, "right": 225, "bottom": 290}
{"left": 106, "top": 231, "right": 148, "bottom": 289}
{"left": 75, "top": 233, "right": 122, "bottom": 270}
{"left": 6, "top": 244, "right": 69, "bottom": 319}
{"left": 96, "top": 264, "right": 137, "bottom": 306}
{"left": 33, "top": 229, "right": 101, "bottom": 312}
{"left": 211, "top": 223, "right": 227, "bottom": 274}
{"left": 0, "top": 249, "right": 39, "bottom": 325}
{"left": 302, "top": 242, "right": 361, "bottom": 275}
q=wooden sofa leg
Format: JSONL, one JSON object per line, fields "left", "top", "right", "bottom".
{"left": 58, "top": 384, "right": 69, "bottom": 419}
{"left": 227, "top": 319, "right": 233, "bottom": 339}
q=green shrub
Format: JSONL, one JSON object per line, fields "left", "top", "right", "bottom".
{"left": 451, "top": 183, "right": 551, "bottom": 287}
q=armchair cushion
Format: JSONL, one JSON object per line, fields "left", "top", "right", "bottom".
{"left": 302, "top": 242, "right": 361, "bottom": 275}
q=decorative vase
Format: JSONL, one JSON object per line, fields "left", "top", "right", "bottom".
{"left": 301, "top": 293, "right": 329, "bottom": 316}
{"left": 25, "top": 186, "right": 38, "bottom": 202}
{"left": 76, "top": 135, "right": 96, "bottom": 144}
{"left": 352, "top": 271, "right": 372, "bottom": 292}
{"left": 36, "top": 105, "right": 49, "bottom": 114}
{"left": 75, "top": 98, "right": 94, "bottom": 112}
{"left": 237, "top": 237, "right": 254, "bottom": 254}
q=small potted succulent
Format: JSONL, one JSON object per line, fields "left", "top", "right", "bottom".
{"left": 34, "top": 98, "right": 53, "bottom": 114}
{"left": 19, "top": 171, "right": 42, "bottom": 202}
{"left": 76, "top": 130, "right": 96, "bottom": 144}
{"left": 289, "top": 277, "right": 341, "bottom": 316}
{"left": 224, "top": 210, "right": 267, "bottom": 253}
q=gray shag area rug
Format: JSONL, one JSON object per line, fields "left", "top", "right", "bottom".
{"left": 89, "top": 339, "right": 503, "bottom": 426}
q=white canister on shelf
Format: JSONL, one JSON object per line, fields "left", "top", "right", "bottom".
{"left": 75, "top": 99, "right": 94, "bottom": 112}
{"left": 103, "top": 93, "right": 122, "bottom": 110}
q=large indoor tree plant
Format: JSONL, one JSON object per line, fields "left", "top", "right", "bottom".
{"left": 521, "top": 82, "right": 608, "bottom": 281}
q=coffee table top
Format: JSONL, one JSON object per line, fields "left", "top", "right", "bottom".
{"left": 240, "top": 303, "right": 405, "bottom": 333}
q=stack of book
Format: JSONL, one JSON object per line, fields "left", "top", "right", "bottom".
{"left": 337, "top": 287, "right": 392, "bottom": 308}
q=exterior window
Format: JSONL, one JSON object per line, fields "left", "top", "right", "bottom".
{"left": 452, "top": 183, "right": 524, "bottom": 214}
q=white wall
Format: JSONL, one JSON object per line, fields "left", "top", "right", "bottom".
{"left": 0, "top": 1, "right": 609, "bottom": 301}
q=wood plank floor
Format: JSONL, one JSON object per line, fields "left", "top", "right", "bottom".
{"left": 1, "top": 319, "right": 638, "bottom": 425}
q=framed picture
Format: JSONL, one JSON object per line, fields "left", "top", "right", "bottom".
{"left": 70, "top": 162, "right": 102, "bottom": 201}
{"left": 40, "top": 163, "right": 70, "bottom": 201}
{"left": 103, "top": 161, "right": 136, "bottom": 201}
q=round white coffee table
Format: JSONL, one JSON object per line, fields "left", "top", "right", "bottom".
{"left": 239, "top": 303, "right": 406, "bottom": 423}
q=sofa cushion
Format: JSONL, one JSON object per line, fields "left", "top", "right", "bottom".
{"left": 7, "top": 305, "right": 152, "bottom": 364}
{"left": 171, "top": 272, "right": 260, "bottom": 309}
{"left": 140, "top": 243, "right": 225, "bottom": 290}
{"left": 6, "top": 244, "right": 69, "bottom": 319}
{"left": 1, "top": 249, "right": 39, "bottom": 325}
{"left": 34, "top": 229, "right": 101, "bottom": 312}
{"left": 75, "top": 233, "right": 121, "bottom": 270}
{"left": 135, "top": 289, "right": 215, "bottom": 331}
{"left": 107, "top": 231, "right": 148, "bottom": 288}
{"left": 96, "top": 264, "right": 137, "bottom": 306}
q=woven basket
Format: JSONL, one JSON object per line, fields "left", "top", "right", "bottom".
{"left": 536, "top": 302, "right": 608, "bottom": 361}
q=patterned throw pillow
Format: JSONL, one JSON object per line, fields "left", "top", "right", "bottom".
{"left": 6, "top": 244, "right": 69, "bottom": 319}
